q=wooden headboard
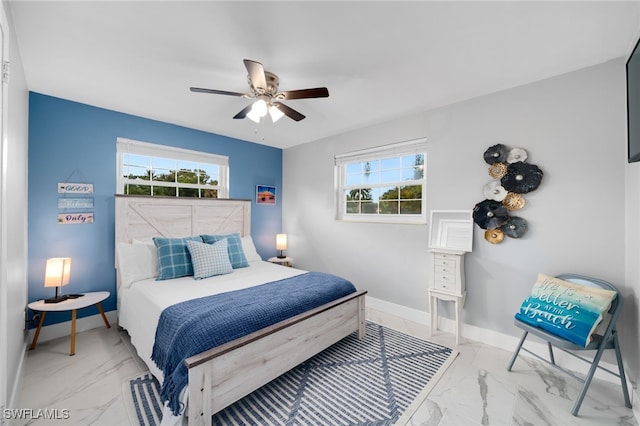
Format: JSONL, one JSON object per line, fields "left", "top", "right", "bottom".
{"left": 115, "top": 195, "right": 251, "bottom": 245}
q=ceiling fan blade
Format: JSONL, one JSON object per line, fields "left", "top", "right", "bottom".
{"left": 273, "top": 102, "right": 305, "bottom": 121}
{"left": 243, "top": 59, "right": 267, "bottom": 92}
{"left": 190, "top": 87, "right": 248, "bottom": 97}
{"left": 278, "top": 87, "right": 329, "bottom": 100}
{"left": 233, "top": 104, "right": 253, "bottom": 119}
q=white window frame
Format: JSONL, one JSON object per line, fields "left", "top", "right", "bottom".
{"left": 335, "top": 138, "right": 427, "bottom": 224}
{"left": 116, "top": 137, "right": 229, "bottom": 198}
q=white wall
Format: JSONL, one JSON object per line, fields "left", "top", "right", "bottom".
{"left": 625, "top": 159, "right": 640, "bottom": 400}
{"left": 284, "top": 59, "right": 636, "bottom": 384}
{"left": 625, "top": 29, "right": 640, "bottom": 418}
{"left": 0, "top": 0, "right": 29, "bottom": 414}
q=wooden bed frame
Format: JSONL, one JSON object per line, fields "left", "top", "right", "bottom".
{"left": 114, "top": 195, "right": 366, "bottom": 425}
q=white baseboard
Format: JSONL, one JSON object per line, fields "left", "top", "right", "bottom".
{"left": 7, "top": 340, "right": 27, "bottom": 423}
{"left": 25, "top": 310, "right": 118, "bottom": 345}
{"left": 366, "top": 296, "right": 636, "bottom": 399}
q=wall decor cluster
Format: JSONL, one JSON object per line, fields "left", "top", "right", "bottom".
{"left": 473, "top": 144, "right": 543, "bottom": 244}
{"left": 57, "top": 169, "right": 94, "bottom": 224}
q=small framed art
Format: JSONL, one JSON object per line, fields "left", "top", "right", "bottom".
{"left": 256, "top": 185, "right": 276, "bottom": 205}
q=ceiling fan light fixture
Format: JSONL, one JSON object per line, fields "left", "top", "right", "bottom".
{"left": 269, "top": 104, "right": 285, "bottom": 123}
{"left": 251, "top": 98, "right": 268, "bottom": 117}
{"left": 190, "top": 59, "right": 329, "bottom": 123}
{"left": 246, "top": 109, "right": 261, "bottom": 123}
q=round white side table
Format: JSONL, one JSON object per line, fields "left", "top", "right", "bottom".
{"left": 28, "top": 291, "right": 111, "bottom": 356}
{"left": 268, "top": 256, "right": 293, "bottom": 267}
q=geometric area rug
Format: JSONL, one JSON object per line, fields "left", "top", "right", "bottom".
{"left": 124, "top": 321, "right": 458, "bottom": 426}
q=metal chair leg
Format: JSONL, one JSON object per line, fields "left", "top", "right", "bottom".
{"left": 571, "top": 345, "right": 608, "bottom": 416}
{"left": 613, "top": 333, "right": 632, "bottom": 408}
{"left": 507, "top": 331, "right": 528, "bottom": 371}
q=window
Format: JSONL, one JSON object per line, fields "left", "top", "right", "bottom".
{"left": 335, "top": 138, "right": 427, "bottom": 224}
{"left": 116, "top": 138, "right": 229, "bottom": 198}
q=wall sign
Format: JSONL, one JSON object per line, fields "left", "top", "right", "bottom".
{"left": 58, "top": 172, "right": 94, "bottom": 224}
{"left": 58, "top": 198, "right": 94, "bottom": 209}
{"left": 58, "top": 182, "right": 94, "bottom": 194}
{"left": 58, "top": 213, "right": 94, "bottom": 224}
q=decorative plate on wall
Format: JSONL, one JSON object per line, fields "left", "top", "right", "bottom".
{"left": 484, "top": 228, "right": 504, "bottom": 244}
{"left": 482, "top": 180, "right": 507, "bottom": 201}
{"left": 500, "top": 216, "right": 528, "bottom": 238}
{"left": 501, "top": 162, "right": 543, "bottom": 194}
{"left": 472, "top": 199, "right": 508, "bottom": 230}
{"left": 483, "top": 144, "right": 509, "bottom": 164}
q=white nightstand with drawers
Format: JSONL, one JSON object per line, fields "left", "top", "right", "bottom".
{"left": 427, "top": 210, "right": 473, "bottom": 346}
{"left": 428, "top": 249, "right": 466, "bottom": 344}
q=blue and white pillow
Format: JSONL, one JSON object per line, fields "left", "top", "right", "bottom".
{"left": 201, "top": 233, "right": 249, "bottom": 269}
{"left": 153, "top": 236, "right": 202, "bottom": 280}
{"left": 186, "top": 239, "right": 233, "bottom": 279}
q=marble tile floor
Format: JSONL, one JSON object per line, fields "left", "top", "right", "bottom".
{"left": 15, "top": 323, "right": 637, "bottom": 426}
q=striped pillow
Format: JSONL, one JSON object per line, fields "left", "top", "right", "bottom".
{"left": 201, "top": 233, "right": 249, "bottom": 269}
{"left": 153, "top": 236, "right": 202, "bottom": 280}
{"left": 186, "top": 239, "right": 233, "bottom": 279}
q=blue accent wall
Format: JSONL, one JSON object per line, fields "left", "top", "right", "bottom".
{"left": 27, "top": 92, "right": 282, "bottom": 325}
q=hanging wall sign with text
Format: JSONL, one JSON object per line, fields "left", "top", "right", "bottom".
{"left": 57, "top": 213, "right": 94, "bottom": 224}
{"left": 58, "top": 198, "right": 94, "bottom": 209}
{"left": 58, "top": 182, "right": 94, "bottom": 194}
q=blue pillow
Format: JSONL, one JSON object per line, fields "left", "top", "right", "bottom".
{"left": 201, "top": 233, "right": 249, "bottom": 269}
{"left": 515, "top": 273, "right": 616, "bottom": 347}
{"left": 186, "top": 239, "right": 233, "bottom": 279}
{"left": 153, "top": 236, "right": 202, "bottom": 280}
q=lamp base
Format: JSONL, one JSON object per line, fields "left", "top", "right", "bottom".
{"left": 277, "top": 255, "right": 286, "bottom": 259}
{"left": 44, "top": 295, "right": 69, "bottom": 304}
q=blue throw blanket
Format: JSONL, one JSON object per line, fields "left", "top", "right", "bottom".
{"left": 151, "top": 272, "right": 357, "bottom": 415}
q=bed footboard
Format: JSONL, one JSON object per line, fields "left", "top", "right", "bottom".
{"left": 186, "top": 290, "right": 366, "bottom": 425}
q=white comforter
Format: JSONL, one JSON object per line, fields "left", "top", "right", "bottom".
{"left": 118, "top": 260, "right": 306, "bottom": 425}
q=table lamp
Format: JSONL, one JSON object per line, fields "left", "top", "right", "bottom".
{"left": 44, "top": 257, "right": 71, "bottom": 303}
{"left": 276, "top": 234, "right": 287, "bottom": 259}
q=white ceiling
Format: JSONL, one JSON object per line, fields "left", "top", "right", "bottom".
{"left": 7, "top": 1, "right": 640, "bottom": 149}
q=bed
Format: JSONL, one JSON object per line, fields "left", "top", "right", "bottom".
{"left": 114, "top": 195, "right": 367, "bottom": 425}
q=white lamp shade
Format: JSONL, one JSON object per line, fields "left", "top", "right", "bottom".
{"left": 251, "top": 99, "right": 268, "bottom": 117}
{"left": 276, "top": 234, "right": 287, "bottom": 251}
{"left": 246, "top": 108, "right": 262, "bottom": 123}
{"left": 269, "top": 105, "right": 285, "bottom": 122}
{"left": 44, "top": 257, "right": 71, "bottom": 288}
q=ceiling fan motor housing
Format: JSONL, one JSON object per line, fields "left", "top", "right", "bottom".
{"left": 250, "top": 71, "right": 280, "bottom": 97}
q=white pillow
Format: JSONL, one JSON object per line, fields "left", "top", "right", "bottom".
{"left": 186, "top": 239, "right": 233, "bottom": 279}
{"left": 116, "top": 242, "right": 159, "bottom": 288}
{"left": 241, "top": 236, "right": 263, "bottom": 262}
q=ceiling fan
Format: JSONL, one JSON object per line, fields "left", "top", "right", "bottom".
{"left": 190, "top": 59, "right": 329, "bottom": 123}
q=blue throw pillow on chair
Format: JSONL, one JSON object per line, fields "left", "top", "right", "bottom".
{"left": 514, "top": 273, "right": 616, "bottom": 347}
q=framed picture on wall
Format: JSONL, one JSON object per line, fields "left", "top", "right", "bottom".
{"left": 256, "top": 185, "right": 276, "bottom": 205}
